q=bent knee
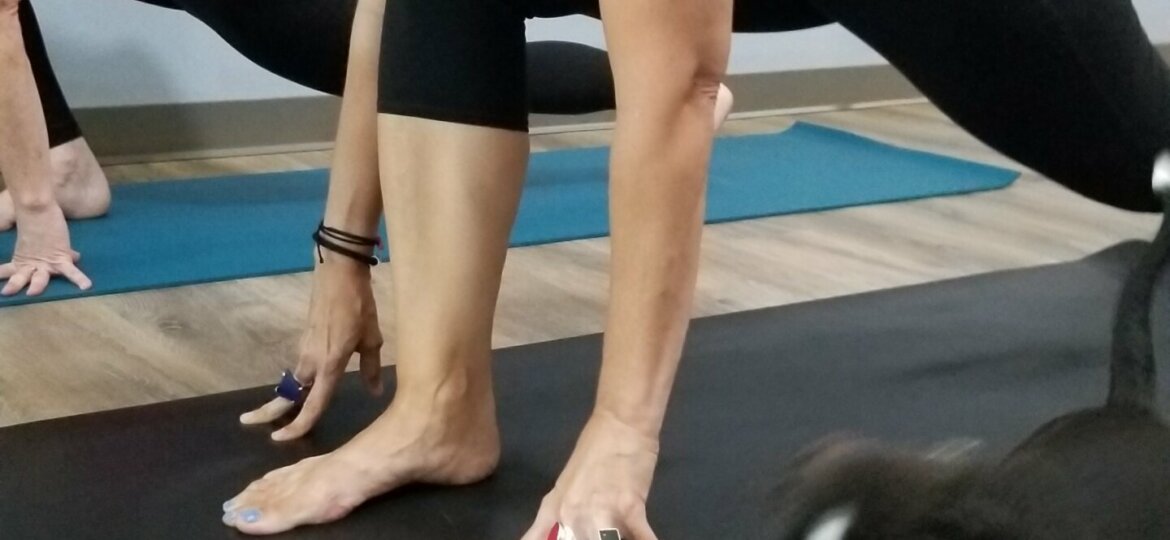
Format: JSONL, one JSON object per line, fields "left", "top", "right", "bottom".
{"left": 0, "top": 0, "right": 20, "bottom": 18}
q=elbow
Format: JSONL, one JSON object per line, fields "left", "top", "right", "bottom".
{"left": 689, "top": 76, "right": 724, "bottom": 110}
{"left": 0, "top": 0, "right": 19, "bottom": 20}
{"left": 691, "top": 59, "right": 726, "bottom": 98}
{"left": 0, "top": 1, "right": 22, "bottom": 42}
{"left": 666, "top": 53, "right": 726, "bottom": 121}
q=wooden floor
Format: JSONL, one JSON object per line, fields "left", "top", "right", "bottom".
{"left": 0, "top": 102, "right": 1158, "bottom": 427}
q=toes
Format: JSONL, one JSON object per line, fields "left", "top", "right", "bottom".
{"left": 239, "top": 508, "right": 264, "bottom": 525}
{"left": 222, "top": 507, "right": 265, "bottom": 528}
{"left": 231, "top": 506, "right": 295, "bottom": 536}
{"left": 222, "top": 491, "right": 283, "bottom": 535}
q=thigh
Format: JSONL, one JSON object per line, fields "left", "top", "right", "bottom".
{"left": 378, "top": 0, "right": 529, "bottom": 131}
{"left": 807, "top": 0, "right": 1170, "bottom": 211}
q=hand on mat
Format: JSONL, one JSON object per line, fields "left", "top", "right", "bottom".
{"left": 521, "top": 412, "right": 660, "bottom": 540}
{"left": 1, "top": 203, "right": 91, "bottom": 297}
{"left": 240, "top": 257, "right": 383, "bottom": 440}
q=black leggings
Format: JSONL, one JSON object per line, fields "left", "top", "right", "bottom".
{"left": 19, "top": 1, "right": 80, "bottom": 147}
{"left": 380, "top": 0, "right": 1170, "bottom": 212}
{"left": 19, "top": 0, "right": 612, "bottom": 143}
{"left": 23, "top": 0, "right": 1170, "bottom": 211}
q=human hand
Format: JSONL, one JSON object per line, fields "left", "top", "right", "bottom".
{"left": 1, "top": 202, "right": 90, "bottom": 296}
{"left": 521, "top": 411, "right": 661, "bottom": 540}
{"left": 240, "top": 254, "right": 383, "bottom": 440}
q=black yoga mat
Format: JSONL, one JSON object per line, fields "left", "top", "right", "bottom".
{"left": 2, "top": 242, "right": 1163, "bottom": 539}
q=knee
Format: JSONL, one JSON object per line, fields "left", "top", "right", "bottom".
{"left": 0, "top": 0, "right": 20, "bottom": 18}
{"left": 0, "top": 0, "right": 22, "bottom": 36}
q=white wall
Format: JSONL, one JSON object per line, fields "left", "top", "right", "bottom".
{"left": 33, "top": 0, "right": 1170, "bottom": 108}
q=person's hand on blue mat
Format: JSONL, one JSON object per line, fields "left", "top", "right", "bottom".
{"left": 239, "top": 258, "right": 384, "bottom": 440}
{"left": 521, "top": 412, "right": 661, "bottom": 540}
{"left": 0, "top": 203, "right": 91, "bottom": 296}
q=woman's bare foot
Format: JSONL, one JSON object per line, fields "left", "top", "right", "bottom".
{"left": 0, "top": 137, "right": 110, "bottom": 231}
{"left": 222, "top": 385, "right": 501, "bottom": 536}
{"left": 714, "top": 83, "right": 735, "bottom": 129}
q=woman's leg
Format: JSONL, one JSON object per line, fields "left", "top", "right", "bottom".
{"left": 221, "top": 0, "right": 524, "bottom": 534}
{"left": 526, "top": 40, "right": 735, "bottom": 124}
{"left": 20, "top": 1, "right": 77, "bottom": 148}
{"left": 0, "top": 0, "right": 109, "bottom": 231}
{"left": 803, "top": 0, "right": 1170, "bottom": 211}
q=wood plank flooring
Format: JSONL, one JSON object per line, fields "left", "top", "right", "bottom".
{"left": 0, "top": 103, "right": 1157, "bottom": 426}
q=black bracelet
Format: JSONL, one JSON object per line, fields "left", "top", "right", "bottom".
{"left": 317, "top": 222, "right": 381, "bottom": 247}
{"left": 313, "top": 222, "right": 382, "bottom": 266}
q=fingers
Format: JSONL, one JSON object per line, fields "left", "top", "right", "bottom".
{"left": 239, "top": 397, "right": 297, "bottom": 425}
{"left": 359, "top": 345, "right": 383, "bottom": 397}
{"left": 625, "top": 507, "right": 656, "bottom": 540}
{"left": 524, "top": 495, "right": 651, "bottom": 540}
{"left": 0, "top": 259, "right": 92, "bottom": 295}
{"left": 1, "top": 266, "right": 32, "bottom": 296}
{"left": 563, "top": 519, "right": 627, "bottom": 540}
{"left": 241, "top": 352, "right": 319, "bottom": 427}
{"left": 520, "top": 498, "right": 560, "bottom": 540}
{"left": 25, "top": 268, "right": 50, "bottom": 297}
{"left": 271, "top": 369, "right": 340, "bottom": 441}
{"left": 57, "top": 262, "right": 93, "bottom": 291}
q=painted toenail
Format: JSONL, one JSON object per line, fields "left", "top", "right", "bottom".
{"left": 241, "top": 509, "right": 262, "bottom": 523}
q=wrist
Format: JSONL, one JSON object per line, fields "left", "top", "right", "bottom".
{"left": 12, "top": 191, "right": 57, "bottom": 216}
{"left": 592, "top": 400, "right": 665, "bottom": 441}
{"left": 321, "top": 214, "right": 379, "bottom": 240}
{"left": 313, "top": 221, "right": 382, "bottom": 267}
{"left": 313, "top": 246, "right": 375, "bottom": 276}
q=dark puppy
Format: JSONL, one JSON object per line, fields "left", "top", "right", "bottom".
{"left": 775, "top": 153, "right": 1170, "bottom": 540}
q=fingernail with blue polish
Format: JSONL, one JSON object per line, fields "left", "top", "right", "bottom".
{"left": 241, "top": 509, "right": 262, "bottom": 524}
{"left": 223, "top": 511, "right": 237, "bottom": 524}
{"left": 222, "top": 499, "right": 237, "bottom": 512}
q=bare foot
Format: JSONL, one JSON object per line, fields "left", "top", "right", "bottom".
{"left": 714, "top": 83, "right": 735, "bottom": 130}
{"left": 222, "top": 389, "right": 500, "bottom": 535}
{"left": 0, "top": 137, "right": 110, "bottom": 231}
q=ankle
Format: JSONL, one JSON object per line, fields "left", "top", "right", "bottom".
{"left": 396, "top": 365, "right": 494, "bottom": 417}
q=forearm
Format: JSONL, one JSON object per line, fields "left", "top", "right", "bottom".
{"left": 595, "top": 0, "right": 731, "bottom": 437}
{"left": 595, "top": 91, "right": 716, "bottom": 436}
{"left": 0, "top": 3, "right": 53, "bottom": 212}
{"left": 321, "top": 0, "right": 384, "bottom": 238}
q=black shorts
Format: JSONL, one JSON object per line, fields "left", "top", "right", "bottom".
{"left": 376, "top": 0, "right": 831, "bottom": 132}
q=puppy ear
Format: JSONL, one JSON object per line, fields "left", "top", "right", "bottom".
{"left": 1153, "top": 150, "right": 1170, "bottom": 194}
{"left": 925, "top": 438, "right": 984, "bottom": 463}
{"left": 805, "top": 506, "right": 855, "bottom": 540}
{"left": 788, "top": 432, "right": 870, "bottom": 469}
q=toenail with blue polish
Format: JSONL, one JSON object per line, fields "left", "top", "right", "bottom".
{"left": 241, "top": 509, "right": 262, "bottom": 523}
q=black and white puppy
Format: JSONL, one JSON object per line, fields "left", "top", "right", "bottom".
{"left": 775, "top": 153, "right": 1170, "bottom": 540}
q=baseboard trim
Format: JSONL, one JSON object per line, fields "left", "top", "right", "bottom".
{"left": 80, "top": 42, "right": 1170, "bottom": 164}
{"left": 75, "top": 97, "right": 341, "bottom": 164}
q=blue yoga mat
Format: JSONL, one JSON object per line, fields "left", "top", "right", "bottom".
{"left": 0, "top": 122, "right": 1018, "bottom": 307}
